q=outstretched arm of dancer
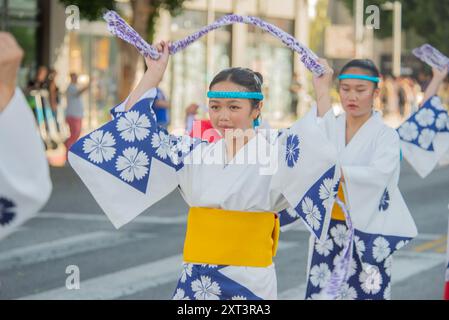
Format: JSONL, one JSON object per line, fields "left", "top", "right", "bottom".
{"left": 125, "top": 41, "right": 170, "bottom": 111}
{"left": 312, "top": 58, "right": 334, "bottom": 117}
{"left": 420, "top": 66, "right": 449, "bottom": 107}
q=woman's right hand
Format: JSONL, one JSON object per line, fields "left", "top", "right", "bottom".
{"left": 125, "top": 40, "right": 170, "bottom": 111}
{"left": 143, "top": 40, "right": 170, "bottom": 85}
{"left": 431, "top": 65, "right": 449, "bottom": 83}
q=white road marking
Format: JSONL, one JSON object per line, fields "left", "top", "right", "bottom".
{"left": 17, "top": 240, "right": 298, "bottom": 300}
{"left": 0, "top": 231, "right": 153, "bottom": 271}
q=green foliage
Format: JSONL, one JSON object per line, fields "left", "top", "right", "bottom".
{"left": 58, "top": 0, "right": 185, "bottom": 41}
{"left": 340, "top": 0, "right": 449, "bottom": 54}
{"left": 58, "top": 0, "right": 115, "bottom": 21}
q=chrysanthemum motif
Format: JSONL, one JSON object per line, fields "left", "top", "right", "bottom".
{"left": 395, "top": 240, "right": 409, "bottom": 251}
{"left": 0, "top": 197, "right": 16, "bottom": 226}
{"left": 319, "top": 178, "right": 336, "bottom": 210}
{"left": 151, "top": 131, "right": 172, "bottom": 159}
{"left": 431, "top": 96, "right": 444, "bottom": 110}
{"left": 372, "top": 236, "right": 391, "bottom": 263}
{"left": 417, "top": 128, "right": 435, "bottom": 150}
{"left": 315, "top": 236, "right": 334, "bottom": 257}
{"left": 82, "top": 130, "right": 116, "bottom": 164}
{"left": 330, "top": 224, "right": 349, "bottom": 247}
{"left": 285, "top": 134, "right": 300, "bottom": 168}
{"left": 435, "top": 113, "right": 449, "bottom": 131}
{"left": 359, "top": 264, "right": 383, "bottom": 295}
{"left": 116, "top": 110, "right": 151, "bottom": 142}
{"left": 191, "top": 275, "right": 222, "bottom": 300}
{"left": 336, "top": 283, "right": 358, "bottom": 300}
{"left": 384, "top": 256, "right": 393, "bottom": 277}
{"left": 115, "top": 147, "right": 149, "bottom": 182}
{"left": 180, "top": 263, "right": 193, "bottom": 283}
{"left": 309, "top": 263, "right": 331, "bottom": 288}
{"left": 173, "top": 288, "right": 190, "bottom": 300}
{"left": 415, "top": 108, "right": 435, "bottom": 127}
{"left": 301, "top": 197, "right": 321, "bottom": 231}
{"left": 354, "top": 235, "right": 366, "bottom": 256}
{"left": 398, "top": 122, "right": 419, "bottom": 142}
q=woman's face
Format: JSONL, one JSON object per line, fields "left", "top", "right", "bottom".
{"left": 208, "top": 81, "right": 261, "bottom": 136}
{"left": 338, "top": 67, "right": 379, "bottom": 118}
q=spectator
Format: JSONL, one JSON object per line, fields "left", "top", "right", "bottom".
{"left": 64, "top": 73, "right": 89, "bottom": 159}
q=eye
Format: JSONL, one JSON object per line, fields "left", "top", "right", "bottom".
{"left": 229, "top": 105, "right": 241, "bottom": 110}
{"left": 209, "top": 105, "right": 219, "bottom": 110}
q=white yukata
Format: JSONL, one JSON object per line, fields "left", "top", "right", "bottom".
{"left": 0, "top": 88, "right": 52, "bottom": 240}
{"left": 397, "top": 96, "right": 449, "bottom": 178}
{"left": 68, "top": 88, "right": 340, "bottom": 300}
{"left": 281, "top": 109, "right": 418, "bottom": 300}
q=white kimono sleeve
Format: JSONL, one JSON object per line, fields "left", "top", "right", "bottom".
{"left": 398, "top": 96, "right": 449, "bottom": 178}
{"left": 274, "top": 108, "right": 340, "bottom": 242}
{"left": 0, "top": 88, "right": 52, "bottom": 240}
{"left": 68, "top": 88, "right": 201, "bottom": 229}
{"left": 339, "top": 128, "right": 418, "bottom": 260}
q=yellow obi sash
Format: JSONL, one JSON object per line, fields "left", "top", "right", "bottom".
{"left": 331, "top": 182, "right": 346, "bottom": 221}
{"left": 183, "top": 207, "right": 280, "bottom": 268}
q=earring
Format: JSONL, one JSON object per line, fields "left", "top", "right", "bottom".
{"left": 253, "top": 118, "right": 260, "bottom": 128}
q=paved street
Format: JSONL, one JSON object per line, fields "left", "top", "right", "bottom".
{"left": 0, "top": 161, "right": 448, "bottom": 300}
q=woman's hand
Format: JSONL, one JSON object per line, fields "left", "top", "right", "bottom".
{"left": 420, "top": 65, "right": 448, "bottom": 108}
{"left": 312, "top": 59, "right": 334, "bottom": 117}
{"left": 431, "top": 65, "right": 449, "bottom": 83}
{"left": 143, "top": 40, "right": 170, "bottom": 85}
{"left": 125, "top": 40, "right": 170, "bottom": 111}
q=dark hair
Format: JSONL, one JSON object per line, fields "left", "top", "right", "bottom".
{"left": 209, "top": 67, "right": 264, "bottom": 108}
{"left": 339, "top": 59, "right": 380, "bottom": 88}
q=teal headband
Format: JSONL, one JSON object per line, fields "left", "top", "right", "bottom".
{"left": 338, "top": 74, "right": 380, "bottom": 83}
{"left": 207, "top": 91, "right": 264, "bottom": 100}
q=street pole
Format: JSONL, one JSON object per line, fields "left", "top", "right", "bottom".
{"left": 392, "top": 1, "right": 402, "bottom": 77}
{"left": 354, "top": 0, "right": 364, "bottom": 58}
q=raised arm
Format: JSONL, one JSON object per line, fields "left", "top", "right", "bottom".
{"left": 312, "top": 58, "right": 334, "bottom": 117}
{"left": 420, "top": 66, "right": 449, "bottom": 107}
{"left": 125, "top": 41, "right": 170, "bottom": 111}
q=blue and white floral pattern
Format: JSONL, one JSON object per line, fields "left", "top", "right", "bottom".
{"left": 0, "top": 197, "right": 16, "bottom": 226}
{"left": 397, "top": 96, "right": 449, "bottom": 152}
{"left": 301, "top": 197, "right": 321, "bottom": 231}
{"left": 285, "top": 134, "right": 300, "bottom": 168}
{"left": 115, "top": 147, "right": 149, "bottom": 183}
{"left": 70, "top": 97, "right": 201, "bottom": 194}
{"left": 306, "top": 219, "right": 412, "bottom": 300}
{"left": 279, "top": 165, "right": 337, "bottom": 240}
{"left": 172, "top": 264, "right": 263, "bottom": 300}
{"left": 82, "top": 130, "right": 116, "bottom": 164}
{"left": 116, "top": 110, "right": 151, "bottom": 142}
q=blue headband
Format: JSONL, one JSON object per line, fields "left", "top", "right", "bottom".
{"left": 338, "top": 74, "right": 380, "bottom": 83}
{"left": 207, "top": 91, "right": 264, "bottom": 100}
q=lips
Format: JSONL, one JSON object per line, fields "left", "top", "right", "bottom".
{"left": 347, "top": 104, "right": 359, "bottom": 109}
